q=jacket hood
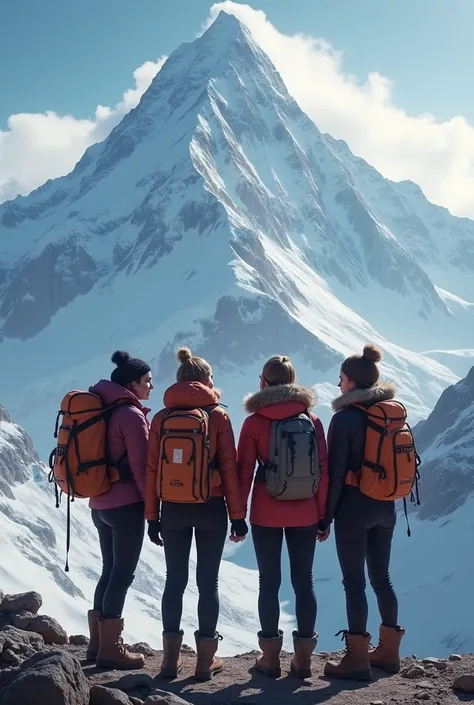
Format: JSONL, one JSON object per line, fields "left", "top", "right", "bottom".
{"left": 244, "top": 384, "right": 316, "bottom": 418}
{"left": 90, "top": 379, "right": 148, "bottom": 412}
{"left": 331, "top": 382, "right": 396, "bottom": 412}
{"left": 163, "top": 381, "right": 221, "bottom": 409}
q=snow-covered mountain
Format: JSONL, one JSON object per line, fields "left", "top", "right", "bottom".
{"left": 1, "top": 11, "right": 472, "bottom": 459}
{"left": 0, "top": 10, "right": 473, "bottom": 656}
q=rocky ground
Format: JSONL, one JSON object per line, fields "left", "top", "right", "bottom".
{"left": 1, "top": 590, "right": 474, "bottom": 705}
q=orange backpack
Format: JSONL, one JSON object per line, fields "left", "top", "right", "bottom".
{"left": 156, "top": 406, "right": 217, "bottom": 504}
{"left": 48, "top": 390, "right": 132, "bottom": 570}
{"left": 345, "top": 400, "right": 421, "bottom": 510}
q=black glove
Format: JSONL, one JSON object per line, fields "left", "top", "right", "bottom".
{"left": 230, "top": 519, "right": 248, "bottom": 538}
{"left": 147, "top": 520, "right": 163, "bottom": 546}
{"left": 317, "top": 520, "right": 327, "bottom": 533}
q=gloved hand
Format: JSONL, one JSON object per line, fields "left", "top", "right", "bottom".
{"left": 317, "top": 520, "right": 331, "bottom": 542}
{"left": 230, "top": 518, "right": 248, "bottom": 540}
{"left": 147, "top": 519, "right": 163, "bottom": 546}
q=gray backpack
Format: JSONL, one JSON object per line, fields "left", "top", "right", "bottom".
{"left": 259, "top": 412, "right": 321, "bottom": 500}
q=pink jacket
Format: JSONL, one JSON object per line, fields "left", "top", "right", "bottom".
{"left": 88, "top": 380, "right": 150, "bottom": 510}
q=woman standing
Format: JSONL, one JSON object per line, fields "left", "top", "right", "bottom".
{"left": 88, "top": 350, "right": 153, "bottom": 670}
{"left": 146, "top": 347, "right": 247, "bottom": 682}
{"left": 323, "top": 344, "right": 405, "bottom": 681}
{"left": 237, "top": 355, "right": 329, "bottom": 680}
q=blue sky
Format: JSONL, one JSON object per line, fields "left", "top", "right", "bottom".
{"left": 2, "top": 0, "right": 473, "bottom": 127}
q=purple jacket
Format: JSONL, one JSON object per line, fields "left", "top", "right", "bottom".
{"left": 88, "top": 380, "right": 150, "bottom": 510}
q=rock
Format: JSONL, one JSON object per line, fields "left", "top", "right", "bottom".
{"left": 0, "top": 667, "right": 19, "bottom": 691}
{"left": 129, "top": 642, "right": 155, "bottom": 657}
{"left": 130, "top": 699, "right": 144, "bottom": 705}
{"left": 402, "top": 664, "right": 427, "bottom": 679}
{"left": 0, "top": 592, "right": 42, "bottom": 615}
{"left": 1, "top": 649, "right": 21, "bottom": 666}
{"left": 106, "top": 673, "right": 154, "bottom": 693}
{"left": 422, "top": 657, "right": 448, "bottom": 671}
{"left": 0, "top": 649, "right": 89, "bottom": 705}
{"left": 10, "top": 613, "right": 68, "bottom": 645}
{"left": 0, "top": 614, "right": 11, "bottom": 631}
{"left": 90, "top": 685, "right": 133, "bottom": 704}
{"left": 69, "top": 634, "right": 89, "bottom": 646}
{"left": 181, "top": 643, "right": 195, "bottom": 654}
{"left": 370, "top": 701, "right": 384, "bottom": 705}
{"left": 10, "top": 611, "right": 37, "bottom": 630}
{"left": 0, "top": 590, "right": 4, "bottom": 605}
{"left": 144, "top": 692, "right": 191, "bottom": 705}
{"left": 415, "top": 694, "right": 431, "bottom": 701}
{"left": 453, "top": 674, "right": 474, "bottom": 694}
{"left": 416, "top": 680, "right": 436, "bottom": 690}
{"left": 449, "top": 653, "right": 462, "bottom": 661}
{"left": 0, "top": 625, "right": 44, "bottom": 661}
{"left": 318, "top": 651, "right": 329, "bottom": 658}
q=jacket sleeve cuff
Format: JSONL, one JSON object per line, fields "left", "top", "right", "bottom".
{"left": 229, "top": 509, "right": 246, "bottom": 521}
{"left": 145, "top": 511, "right": 159, "bottom": 521}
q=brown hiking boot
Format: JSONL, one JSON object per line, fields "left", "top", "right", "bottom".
{"left": 290, "top": 631, "right": 318, "bottom": 679}
{"left": 369, "top": 625, "right": 405, "bottom": 673}
{"left": 324, "top": 631, "right": 372, "bottom": 681}
{"left": 194, "top": 631, "right": 223, "bottom": 681}
{"left": 96, "top": 618, "right": 145, "bottom": 670}
{"left": 161, "top": 630, "right": 184, "bottom": 679}
{"left": 85, "top": 609, "right": 101, "bottom": 662}
{"left": 255, "top": 630, "right": 283, "bottom": 678}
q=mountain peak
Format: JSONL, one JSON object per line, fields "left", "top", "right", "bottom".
{"left": 196, "top": 10, "right": 256, "bottom": 58}
{"left": 208, "top": 9, "right": 246, "bottom": 33}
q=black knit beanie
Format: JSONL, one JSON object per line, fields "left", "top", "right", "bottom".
{"left": 110, "top": 350, "right": 151, "bottom": 386}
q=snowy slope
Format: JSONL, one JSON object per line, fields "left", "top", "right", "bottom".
{"left": 0, "top": 10, "right": 473, "bottom": 657}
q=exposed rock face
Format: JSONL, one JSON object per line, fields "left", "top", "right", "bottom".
{"left": 413, "top": 366, "right": 474, "bottom": 519}
{"left": 0, "top": 408, "right": 40, "bottom": 496}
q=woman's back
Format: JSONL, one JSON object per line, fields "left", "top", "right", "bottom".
{"left": 238, "top": 382, "right": 328, "bottom": 528}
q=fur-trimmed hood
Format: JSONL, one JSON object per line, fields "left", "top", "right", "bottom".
{"left": 331, "top": 382, "right": 396, "bottom": 412}
{"left": 244, "top": 383, "right": 316, "bottom": 414}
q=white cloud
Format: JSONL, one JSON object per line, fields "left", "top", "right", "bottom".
{"left": 0, "top": 57, "right": 166, "bottom": 203}
{"left": 204, "top": 2, "right": 474, "bottom": 219}
{"left": 2, "top": 5, "right": 474, "bottom": 218}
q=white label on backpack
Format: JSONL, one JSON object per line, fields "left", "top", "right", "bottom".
{"left": 173, "top": 449, "right": 183, "bottom": 464}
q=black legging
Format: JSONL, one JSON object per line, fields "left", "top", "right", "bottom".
{"left": 91, "top": 501, "right": 145, "bottom": 619}
{"left": 161, "top": 497, "right": 228, "bottom": 638}
{"left": 334, "top": 487, "right": 398, "bottom": 634}
{"left": 251, "top": 523, "right": 318, "bottom": 639}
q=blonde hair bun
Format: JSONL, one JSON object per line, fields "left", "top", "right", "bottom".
{"left": 177, "top": 346, "right": 193, "bottom": 364}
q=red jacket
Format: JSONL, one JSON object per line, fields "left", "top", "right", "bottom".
{"left": 237, "top": 384, "right": 329, "bottom": 528}
{"left": 145, "top": 382, "right": 245, "bottom": 522}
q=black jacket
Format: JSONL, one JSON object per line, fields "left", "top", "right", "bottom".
{"left": 324, "top": 382, "right": 396, "bottom": 525}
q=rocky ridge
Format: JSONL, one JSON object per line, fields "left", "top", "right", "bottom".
{"left": 0, "top": 590, "right": 473, "bottom": 704}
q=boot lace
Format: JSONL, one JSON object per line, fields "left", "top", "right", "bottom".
{"left": 334, "top": 630, "right": 352, "bottom": 661}
{"left": 115, "top": 636, "right": 129, "bottom": 655}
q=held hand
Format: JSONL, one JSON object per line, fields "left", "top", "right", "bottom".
{"left": 147, "top": 520, "right": 163, "bottom": 547}
{"left": 317, "top": 525, "right": 331, "bottom": 542}
{"left": 229, "top": 518, "right": 248, "bottom": 543}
